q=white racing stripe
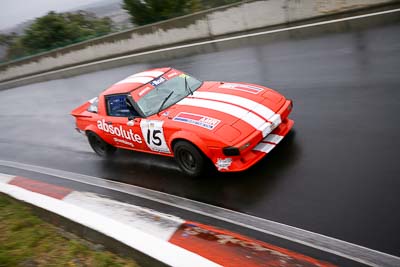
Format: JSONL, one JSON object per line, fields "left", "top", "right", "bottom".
{"left": 177, "top": 98, "right": 266, "bottom": 130}
{"left": 190, "top": 91, "right": 278, "bottom": 137}
{"left": 269, "top": 114, "right": 282, "bottom": 127}
{"left": 116, "top": 76, "right": 153, "bottom": 85}
{"left": 259, "top": 122, "right": 274, "bottom": 137}
{"left": 132, "top": 71, "right": 164, "bottom": 78}
{"left": 253, "top": 133, "right": 284, "bottom": 153}
{"left": 0, "top": 181, "right": 221, "bottom": 267}
{"left": 193, "top": 91, "right": 275, "bottom": 120}
{"left": 253, "top": 142, "right": 275, "bottom": 153}
{"left": 264, "top": 134, "right": 284, "bottom": 144}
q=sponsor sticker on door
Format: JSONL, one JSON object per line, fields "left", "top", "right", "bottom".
{"left": 173, "top": 112, "right": 221, "bottom": 130}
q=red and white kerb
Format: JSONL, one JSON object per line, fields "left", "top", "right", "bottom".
{"left": 0, "top": 174, "right": 335, "bottom": 267}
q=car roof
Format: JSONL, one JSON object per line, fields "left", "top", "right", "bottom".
{"left": 102, "top": 67, "right": 172, "bottom": 95}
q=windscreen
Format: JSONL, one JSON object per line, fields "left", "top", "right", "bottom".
{"left": 135, "top": 74, "right": 202, "bottom": 117}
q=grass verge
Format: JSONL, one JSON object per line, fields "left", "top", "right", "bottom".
{"left": 0, "top": 193, "right": 139, "bottom": 267}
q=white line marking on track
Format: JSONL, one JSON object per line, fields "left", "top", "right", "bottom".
{"left": 0, "top": 160, "right": 399, "bottom": 267}
{"left": 1, "top": 8, "right": 399, "bottom": 87}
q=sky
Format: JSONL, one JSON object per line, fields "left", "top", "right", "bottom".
{"left": 0, "top": 0, "right": 107, "bottom": 31}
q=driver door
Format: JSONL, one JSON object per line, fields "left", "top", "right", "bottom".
{"left": 103, "top": 94, "right": 146, "bottom": 150}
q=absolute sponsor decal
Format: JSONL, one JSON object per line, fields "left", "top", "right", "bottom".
{"left": 97, "top": 119, "right": 142, "bottom": 143}
{"left": 173, "top": 112, "right": 221, "bottom": 130}
{"left": 219, "top": 83, "right": 264, "bottom": 94}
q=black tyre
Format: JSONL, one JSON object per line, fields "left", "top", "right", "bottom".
{"left": 173, "top": 141, "right": 205, "bottom": 177}
{"left": 87, "top": 132, "right": 116, "bottom": 157}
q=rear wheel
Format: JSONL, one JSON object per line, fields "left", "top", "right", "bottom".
{"left": 87, "top": 132, "right": 116, "bottom": 157}
{"left": 173, "top": 141, "right": 205, "bottom": 177}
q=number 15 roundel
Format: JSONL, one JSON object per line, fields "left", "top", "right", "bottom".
{"left": 140, "top": 120, "right": 171, "bottom": 153}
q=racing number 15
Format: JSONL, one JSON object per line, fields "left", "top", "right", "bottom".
{"left": 140, "top": 120, "right": 170, "bottom": 153}
{"left": 147, "top": 129, "right": 162, "bottom": 146}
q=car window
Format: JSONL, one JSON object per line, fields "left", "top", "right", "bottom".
{"left": 106, "top": 94, "right": 138, "bottom": 117}
{"left": 87, "top": 97, "right": 98, "bottom": 113}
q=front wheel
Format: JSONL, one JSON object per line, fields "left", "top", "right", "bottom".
{"left": 87, "top": 132, "right": 116, "bottom": 157}
{"left": 173, "top": 141, "right": 205, "bottom": 177}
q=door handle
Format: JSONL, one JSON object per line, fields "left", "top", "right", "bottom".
{"left": 106, "top": 121, "right": 112, "bottom": 125}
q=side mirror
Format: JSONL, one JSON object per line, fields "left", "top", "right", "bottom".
{"left": 127, "top": 116, "right": 135, "bottom": 126}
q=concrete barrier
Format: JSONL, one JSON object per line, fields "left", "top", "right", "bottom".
{"left": 0, "top": 0, "right": 399, "bottom": 86}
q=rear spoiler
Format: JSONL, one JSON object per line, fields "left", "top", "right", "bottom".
{"left": 71, "top": 101, "right": 92, "bottom": 118}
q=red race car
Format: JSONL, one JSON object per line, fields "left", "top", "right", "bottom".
{"left": 71, "top": 68, "right": 294, "bottom": 176}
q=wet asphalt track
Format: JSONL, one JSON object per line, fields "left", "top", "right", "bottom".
{"left": 0, "top": 22, "right": 399, "bottom": 256}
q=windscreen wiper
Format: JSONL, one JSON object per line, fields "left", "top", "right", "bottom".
{"left": 185, "top": 76, "right": 193, "bottom": 95}
{"left": 157, "top": 91, "right": 174, "bottom": 115}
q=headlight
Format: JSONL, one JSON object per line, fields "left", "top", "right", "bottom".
{"left": 239, "top": 142, "right": 251, "bottom": 151}
{"left": 223, "top": 141, "right": 251, "bottom": 156}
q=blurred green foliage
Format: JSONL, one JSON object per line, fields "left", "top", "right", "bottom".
{"left": 123, "top": 0, "right": 241, "bottom": 26}
{"left": 0, "top": 33, "right": 18, "bottom": 46}
{"left": 123, "top": 0, "right": 202, "bottom": 26}
{"left": 1, "top": 1, "right": 241, "bottom": 63}
{"left": 0, "top": 194, "right": 139, "bottom": 267}
{"left": 4, "top": 11, "right": 114, "bottom": 61}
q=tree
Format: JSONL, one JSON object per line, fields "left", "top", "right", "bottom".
{"left": 21, "top": 11, "right": 113, "bottom": 52}
{"left": 123, "top": 0, "right": 202, "bottom": 26}
{"left": 0, "top": 33, "right": 17, "bottom": 46}
{"left": 6, "top": 11, "right": 114, "bottom": 59}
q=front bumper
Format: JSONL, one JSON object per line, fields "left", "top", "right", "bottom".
{"left": 214, "top": 118, "right": 294, "bottom": 172}
{"left": 212, "top": 99, "right": 294, "bottom": 172}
